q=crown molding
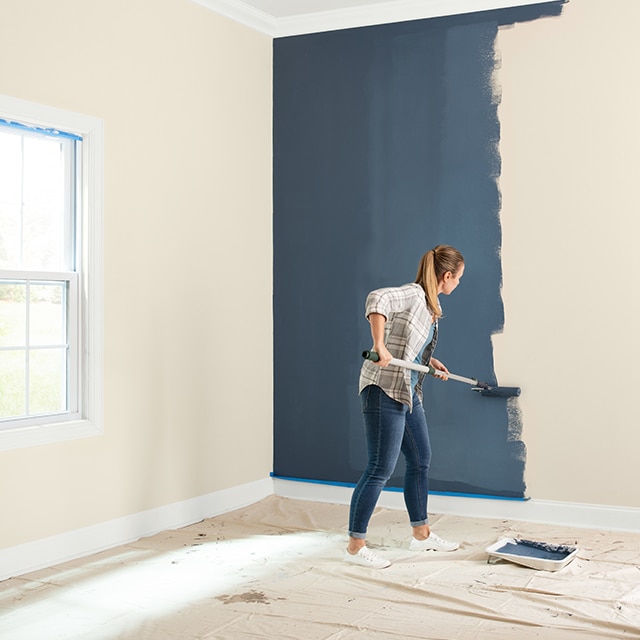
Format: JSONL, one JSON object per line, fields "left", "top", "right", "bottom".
{"left": 192, "top": 0, "right": 560, "bottom": 37}
{"left": 192, "top": 0, "right": 277, "bottom": 34}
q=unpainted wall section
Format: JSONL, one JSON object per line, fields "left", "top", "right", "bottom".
{"left": 0, "top": 0, "right": 273, "bottom": 549}
{"left": 496, "top": 0, "right": 640, "bottom": 507}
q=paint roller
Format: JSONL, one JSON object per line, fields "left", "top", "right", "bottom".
{"left": 362, "top": 351, "right": 521, "bottom": 398}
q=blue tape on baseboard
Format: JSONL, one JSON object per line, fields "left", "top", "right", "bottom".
{"left": 0, "top": 118, "right": 82, "bottom": 141}
{"left": 270, "top": 473, "right": 529, "bottom": 502}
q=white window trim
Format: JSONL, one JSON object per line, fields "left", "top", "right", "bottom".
{"left": 0, "top": 95, "right": 104, "bottom": 451}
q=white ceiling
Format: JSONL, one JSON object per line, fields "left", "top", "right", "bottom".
{"left": 192, "top": 0, "right": 557, "bottom": 37}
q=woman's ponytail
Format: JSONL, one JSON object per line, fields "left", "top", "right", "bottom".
{"left": 415, "top": 245, "right": 464, "bottom": 318}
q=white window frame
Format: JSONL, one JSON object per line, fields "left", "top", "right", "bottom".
{"left": 0, "top": 95, "right": 103, "bottom": 451}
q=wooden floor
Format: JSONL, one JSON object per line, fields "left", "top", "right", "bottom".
{"left": 1, "top": 495, "right": 639, "bottom": 639}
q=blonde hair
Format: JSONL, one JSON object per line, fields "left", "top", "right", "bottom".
{"left": 415, "top": 244, "right": 464, "bottom": 318}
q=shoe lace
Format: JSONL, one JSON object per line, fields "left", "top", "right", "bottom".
{"left": 360, "top": 547, "right": 381, "bottom": 563}
{"left": 429, "top": 532, "right": 448, "bottom": 545}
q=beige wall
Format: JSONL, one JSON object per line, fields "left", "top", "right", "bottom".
{"left": 1, "top": 0, "right": 637, "bottom": 556}
{"left": 0, "top": 0, "right": 273, "bottom": 547}
{"left": 496, "top": 0, "right": 640, "bottom": 507}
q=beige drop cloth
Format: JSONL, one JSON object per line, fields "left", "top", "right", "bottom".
{"left": 2, "top": 496, "right": 640, "bottom": 639}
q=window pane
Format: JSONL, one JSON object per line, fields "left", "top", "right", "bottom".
{"left": 22, "top": 203, "right": 64, "bottom": 270}
{"left": 29, "top": 348, "right": 67, "bottom": 415}
{"left": 23, "top": 136, "right": 64, "bottom": 208}
{"left": 0, "top": 350, "right": 26, "bottom": 419}
{"left": 22, "top": 137, "right": 65, "bottom": 271}
{"left": 30, "top": 283, "right": 65, "bottom": 346}
{"left": 0, "top": 203, "right": 21, "bottom": 268}
{"left": 0, "top": 130, "right": 67, "bottom": 271}
{"left": 0, "top": 131, "right": 21, "bottom": 205}
{"left": 0, "top": 283, "right": 26, "bottom": 347}
{"left": 0, "top": 131, "right": 22, "bottom": 269}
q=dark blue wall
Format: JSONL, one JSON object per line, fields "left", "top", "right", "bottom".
{"left": 273, "top": 3, "right": 564, "bottom": 498}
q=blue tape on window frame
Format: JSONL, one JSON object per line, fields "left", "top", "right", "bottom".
{"left": 0, "top": 117, "right": 82, "bottom": 141}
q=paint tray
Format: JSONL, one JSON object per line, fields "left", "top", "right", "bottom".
{"left": 486, "top": 538, "right": 578, "bottom": 571}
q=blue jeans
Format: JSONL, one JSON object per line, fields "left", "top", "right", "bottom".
{"left": 349, "top": 385, "right": 432, "bottom": 539}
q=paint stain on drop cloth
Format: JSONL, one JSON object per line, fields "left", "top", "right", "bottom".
{"left": 216, "top": 590, "right": 281, "bottom": 605}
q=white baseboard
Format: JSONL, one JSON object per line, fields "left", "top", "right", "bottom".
{"left": 4, "top": 476, "right": 638, "bottom": 583}
{"left": 273, "top": 478, "right": 640, "bottom": 533}
{"left": 0, "top": 477, "right": 273, "bottom": 582}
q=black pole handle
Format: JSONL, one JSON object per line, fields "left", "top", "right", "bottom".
{"left": 362, "top": 350, "right": 379, "bottom": 362}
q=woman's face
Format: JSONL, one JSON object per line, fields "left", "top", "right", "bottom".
{"left": 438, "top": 263, "right": 465, "bottom": 295}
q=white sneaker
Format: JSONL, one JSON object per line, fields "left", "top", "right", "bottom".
{"left": 343, "top": 547, "right": 391, "bottom": 569}
{"left": 409, "top": 532, "right": 459, "bottom": 552}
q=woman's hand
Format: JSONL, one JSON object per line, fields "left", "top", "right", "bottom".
{"left": 372, "top": 344, "right": 393, "bottom": 367}
{"left": 430, "top": 358, "right": 449, "bottom": 380}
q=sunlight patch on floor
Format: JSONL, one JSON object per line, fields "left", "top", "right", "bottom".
{"left": 0, "top": 530, "right": 340, "bottom": 640}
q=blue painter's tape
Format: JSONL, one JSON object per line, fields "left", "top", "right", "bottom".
{"left": 422, "top": 490, "right": 528, "bottom": 502}
{"left": 270, "top": 473, "right": 528, "bottom": 502}
{"left": 0, "top": 118, "right": 82, "bottom": 141}
{"left": 271, "top": 473, "right": 357, "bottom": 489}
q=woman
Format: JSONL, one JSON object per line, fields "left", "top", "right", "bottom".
{"left": 344, "top": 244, "right": 465, "bottom": 569}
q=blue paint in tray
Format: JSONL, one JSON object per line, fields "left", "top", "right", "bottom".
{"left": 486, "top": 538, "right": 579, "bottom": 571}
{"left": 495, "top": 539, "right": 576, "bottom": 562}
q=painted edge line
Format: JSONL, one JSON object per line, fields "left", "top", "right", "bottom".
{"left": 269, "top": 473, "right": 528, "bottom": 502}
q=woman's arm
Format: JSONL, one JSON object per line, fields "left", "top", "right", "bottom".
{"left": 369, "top": 313, "right": 393, "bottom": 367}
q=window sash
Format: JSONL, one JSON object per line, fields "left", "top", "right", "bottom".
{"left": 0, "top": 122, "right": 77, "bottom": 273}
{"left": 0, "top": 271, "right": 79, "bottom": 429}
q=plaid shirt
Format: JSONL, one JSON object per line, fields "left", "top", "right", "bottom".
{"left": 359, "top": 283, "right": 438, "bottom": 409}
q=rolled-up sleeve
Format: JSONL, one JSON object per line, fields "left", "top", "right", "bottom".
{"left": 365, "top": 285, "right": 417, "bottom": 320}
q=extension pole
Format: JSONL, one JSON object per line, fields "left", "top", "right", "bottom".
{"left": 362, "top": 351, "right": 521, "bottom": 398}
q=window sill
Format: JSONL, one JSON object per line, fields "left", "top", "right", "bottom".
{"left": 0, "top": 417, "right": 103, "bottom": 452}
